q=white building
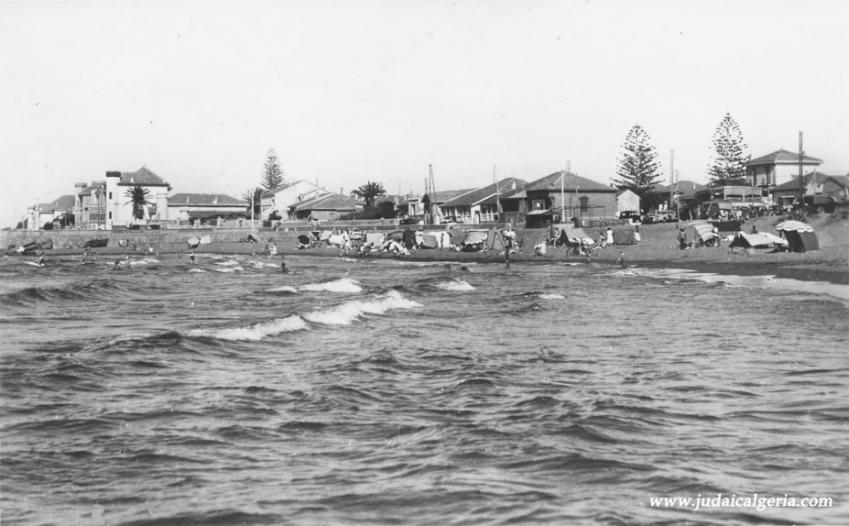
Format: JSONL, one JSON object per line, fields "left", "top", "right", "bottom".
{"left": 105, "top": 167, "right": 171, "bottom": 228}
{"left": 746, "top": 149, "right": 823, "bottom": 187}
{"left": 260, "top": 180, "right": 327, "bottom": 220}
{"left": 167, "top": 193, "right": 246, "bottom": 224}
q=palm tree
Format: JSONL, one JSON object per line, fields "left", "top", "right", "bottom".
{"left": 352, "top": 181, "right": 386, "bottom": 208}
{"left": 125, "top": 185, "right": 151, "bottom": 220}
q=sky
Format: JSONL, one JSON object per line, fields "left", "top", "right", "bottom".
{"left": 2, "top": 0, "right": 847, "bottom": 227}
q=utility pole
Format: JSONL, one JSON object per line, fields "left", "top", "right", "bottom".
{"left": 675, "top": 169, "right": 680, "bottom": 221}
{"left": 797, "top": 131, "right": 805, "bottom": 209}
{"left": 669, "top": 149, "right": 675, "bottom": 219}
{"left": 494, "top": 165, "right": 502, "bottom": 223}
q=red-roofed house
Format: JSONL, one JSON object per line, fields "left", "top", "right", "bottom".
{"left": 746, "top": 149, "right": 823, "bottom": 187}
{"left": 105, "top": 167, "right": 172, "bottom": 228}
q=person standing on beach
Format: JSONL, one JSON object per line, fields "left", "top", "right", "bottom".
{"left": 281, "top": 254, "right": 289, "bottom": 273}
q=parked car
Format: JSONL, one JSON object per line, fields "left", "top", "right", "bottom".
{"left": 619, "top": 211, "right": 642, "bottom": 222}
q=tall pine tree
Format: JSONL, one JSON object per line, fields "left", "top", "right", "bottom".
{"left": 707, "top": 113, "right": 750, "bottom": 186}
{"left": 613, "top": 124, "right": 661, "bottom": 193}
{"left": 261, "top": 149, "right": 285, "bottom": 191}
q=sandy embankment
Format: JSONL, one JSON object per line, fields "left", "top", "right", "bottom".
{"left": 17, "top": 214, "right": 849, "bottom": 285}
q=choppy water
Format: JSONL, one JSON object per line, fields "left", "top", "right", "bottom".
{"left": 1, "top": 253, "right": 847, "bottom": 525}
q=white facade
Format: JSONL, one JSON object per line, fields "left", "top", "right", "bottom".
{"left": 105, "top": 168, "right": 171, "bottom": 228}
{"left": 261, "top": 180, "right": 327, "bottom": 220}
{"left": 616, "top": 189, "right": 641, "bottom": 215}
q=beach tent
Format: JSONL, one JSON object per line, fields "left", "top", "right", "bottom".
{"left": 484, "top": 229, "right": 506, "bottom": 251}
{"left": 402, "top": 229, "right": 417, "bottom": 249}
{"left": 730, "top": 232, "right": 789, "bottom": 249}
{"left": 611, "top": 228, "right": 636, "bottom": 245}
{"left": 199, "top": 235, "right": 212, "bottom": 245}
{"left": 448, "top": 229, "right": 465, "bottom": 247}
{"left": 187, "top": 236, "right": 200, "bottom": 249}
{"left": 420, "top": 233, "right": 439, "bottom": 249}
{"left": 365, "top": 232, "right": 385, "bottom": 246}
{"left": 462, "top": 230, "right": 488, "bottom": 251}
{"left": 84, "top": 238, "right": 109, "bottom": 249}
{"left": 386, "top": 230, "right": 404, "bottom": 242}
{"left": 555, "top": 226, "right": 591, "bottom": 246}
{"left": 776, "top": 221, "right": 819, "bottom": 252}
{"left": 685, "top": 221, "right": 719, "bottom": 245}
{"left": 296, "top": 234, "right": 312, "bottom": 249}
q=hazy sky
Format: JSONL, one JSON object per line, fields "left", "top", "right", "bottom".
{"left": 2, "top": 0, "right": 847, "bottom": 227}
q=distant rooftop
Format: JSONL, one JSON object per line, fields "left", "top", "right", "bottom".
{"left": 747, "top": 149, "right": 822, "bottom": 166}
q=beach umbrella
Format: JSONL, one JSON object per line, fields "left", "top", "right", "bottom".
{"left": 775, "top": 220, "right": 814, "bottom": 232}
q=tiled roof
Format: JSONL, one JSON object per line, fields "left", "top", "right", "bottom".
{"left": 648, "top": 180, "right": 707, "bottom": 197}
{"left": 747, "top": 149, "right": 822, "bottom": 166}
{"left": 826, "top": 175, "right": 849, "bottom": 188}
{"left": 168, "top": 193, "right": 243, "bottom": 206}
{"left": 424, "top": 188, "right": 477, "bottom": 204}
{"left": 773, "top": 171, "right": 831, "bottom": 191}
{"left": 116, "top": 166, "right": 170, "bottom": 186}
{"left": 525, "top": 171, "right": 615, "bottom": 192}
{"left": 291, "top": 193, "right": 361, "bottom": 211}
{"left": 442, "top": 178, "right": 526, "bottom": 207}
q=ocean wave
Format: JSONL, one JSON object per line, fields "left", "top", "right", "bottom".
{"left": 302, "top": 290, "right": 420, "bottom": 325}
{"left": 0, "top": 280, "right": 124, "bottom": 306}
{"left": 435, "top": 279, "right": 475, "bottom": 291}
{"left": 212, "top": 266, "right": 244, "bottom": 273}
{"left": 647, "top": 268, "right": 849, "bottom": 302}
{"left": 191, "top": 290, "right": 421, "bottom": 340}
{"left": 190, "top": 315, "right": 308, "bottom": 341}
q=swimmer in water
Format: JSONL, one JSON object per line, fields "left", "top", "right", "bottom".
{"left": 189, "top": 251, "right": 197, "bottom": 265}
{"left": 37, "top": 253, "right": 46, "bottom": 267}
{"left": 617, "top": 252, "right": 627, "bottom": 268}
{"left": 281, "top": 255, "right": 289, "bottom": 274}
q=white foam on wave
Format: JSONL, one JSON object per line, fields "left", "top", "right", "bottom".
{"left": 303, "top": 290, "right": 421, "bottom": 325}
{"left": 648, "top": 268, "right": 849, "bottom": 302}
{"left": 215, "top": 260, "right": 240, "bottom": 266}
{"left": 539, "top": 293, "right": 565, "bottom": 300}
{"left": 190, "top": 290, "right": 421, "bottom": 340}
{"left": 299, "top": 278, "right": 362, "bottom": 293}
{"left": 213, "top": 266, "right": 244, "bottom": 273}
{"left": 190, "top": 314, "right": 308, "bottom": 341}
{"left": 268, "top": 285, "right": 298, "bottom": 293}
{"left": 187, "top": 268, "right": 206, "bottom": 273}
{"left": 435, "top": 279, "right": 475, "bottom": 291}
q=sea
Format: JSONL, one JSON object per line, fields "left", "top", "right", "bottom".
{"left": 1, "top": 253, "right": 847, "bottom": 526}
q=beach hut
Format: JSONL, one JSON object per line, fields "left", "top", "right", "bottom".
{"left": 776, "top": 220, "right": 819, "bottom": 252}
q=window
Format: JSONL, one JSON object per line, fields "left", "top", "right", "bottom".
{"left": 579, "top": 196, "right": 589, "bottom": 211}
{"left": 108, "top": 212, "right": 112, "bottom": 219}
{"left": 108, "top": 192, "right": 112, "bottom": 199}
